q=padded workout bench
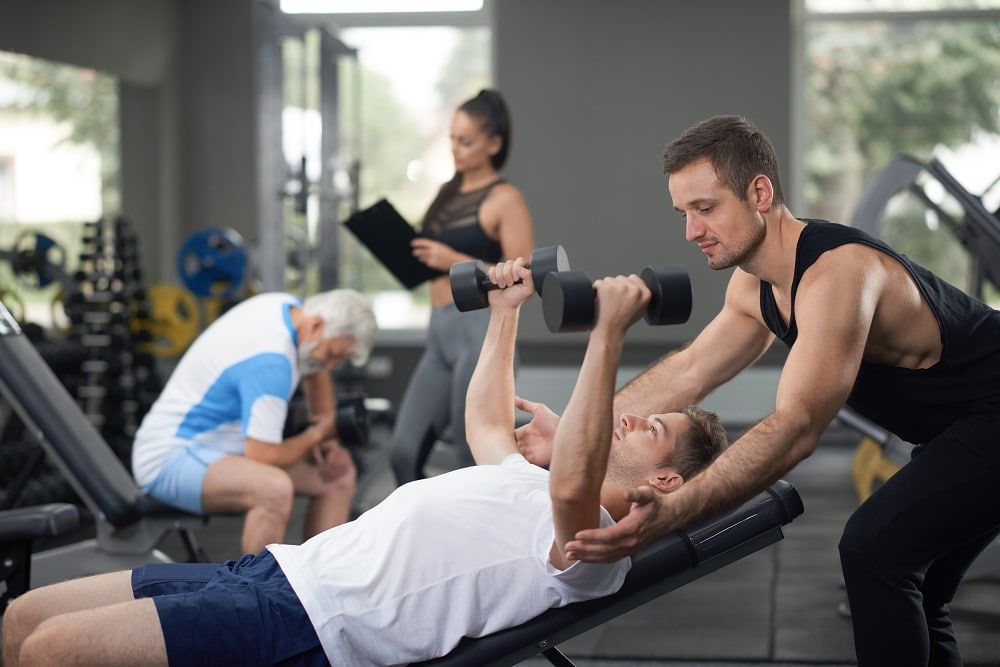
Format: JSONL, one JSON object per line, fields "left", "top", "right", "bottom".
{"left": 0, "top": 303, "right": 208, "bottom": 594}
{"left": 0, "top": 503, "right": 79, "bottom": 611}
{"left": 417, "top": 479, "right": 804, "bottom": 667}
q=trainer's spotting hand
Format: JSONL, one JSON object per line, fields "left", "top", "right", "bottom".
{"left": 513, "top": 396, "right": 558, "bottom": 467}
{"left": 565, "top": 485, "right": 664, "bottom": 563}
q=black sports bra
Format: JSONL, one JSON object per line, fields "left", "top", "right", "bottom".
{"left": 422, "top": 180, "right": 504, "bottom": 264}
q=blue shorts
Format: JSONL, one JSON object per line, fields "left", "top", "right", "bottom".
{"left": 142, "top": 444, "right": 228, "bottom": 514}
{"left": 132, "top": 550, "right": 327, "bottom": 667}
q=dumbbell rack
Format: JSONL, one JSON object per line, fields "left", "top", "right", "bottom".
{"left": 66, "top": 217, "right": 161, "bottom": 463}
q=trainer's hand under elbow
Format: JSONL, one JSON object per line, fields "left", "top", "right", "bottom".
{"left": 564, "top": 486, "right": 664, "bottom": 563}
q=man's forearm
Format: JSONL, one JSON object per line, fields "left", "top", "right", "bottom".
{"left": 301, "top": 372, "right": 336, "bottom": 417}
{"left": 664, "top": 409, "right": 818, "bottom": 528}
{"left": 550, "top": 331, "right": 623, "bottom": 504}
{"left": 466, "top": 307, "right": 519, "bottom": 440}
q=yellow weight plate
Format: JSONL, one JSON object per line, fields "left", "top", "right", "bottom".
{"left": 140, "top": 283, "right": 200, "bottom": 358}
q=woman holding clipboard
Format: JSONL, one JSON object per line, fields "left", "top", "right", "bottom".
{"left": 390, "top": 88, "right": 535, "bottom": 484}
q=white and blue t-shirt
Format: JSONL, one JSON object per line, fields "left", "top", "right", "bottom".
{"left": 132, "top": 293, "right": 302, "bottom": 487}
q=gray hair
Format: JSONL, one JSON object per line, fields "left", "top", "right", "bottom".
{"left": 301, "top": 289, "right": 378, "bottom": 366}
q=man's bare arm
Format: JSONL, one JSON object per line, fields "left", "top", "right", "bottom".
{"left": 244, "top": 415, "right": 331, "bottom": 467}
{"left": 465, "top": 259, "right": 535, "bottom": 465}
{"left": 548, "top": 275, "right": 648, "bottom": 570}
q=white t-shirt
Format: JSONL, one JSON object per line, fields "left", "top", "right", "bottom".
{"left": 132, "top": 293, "right": 302, "bottom": 486}
{"left": 268, "top": 453, "right": 630, "bottom": 666}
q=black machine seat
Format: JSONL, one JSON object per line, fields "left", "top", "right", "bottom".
{"left": 0, "top": 503, "right": 79, "bottom": 612}
{"left": 0, "top": 304, "right": 207, "bottom": 583}
{"left": 416, "top": 479, "right": 804, "bottom": 667}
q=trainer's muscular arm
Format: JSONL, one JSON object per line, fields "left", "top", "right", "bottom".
{"left": 567, "top": 251, "right": 881, "bottom": 562}
{"left": 613, "top": 268, "right": 774, "bottom": 420}
{"left": 515, "top": 268, "right": 772, "bottom": 469}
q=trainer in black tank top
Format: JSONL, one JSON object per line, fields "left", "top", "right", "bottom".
{"left": 759, "top": 219, "right": 1000, "bottom": 444}
{"left": 423, "top": 180, "right": 504, "bottom": 264}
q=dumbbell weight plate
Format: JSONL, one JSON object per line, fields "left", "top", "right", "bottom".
{"left": 641, "top": 265, "right": 692, "bottom": 326}
{"left": 541, "top": 270, "right": 595, "bottom": 333}
{"left": 450, "top": 260, "right": 493, "bottom": 312}
{"left": 336, "top": 394, "right": 370, "bottom": 446}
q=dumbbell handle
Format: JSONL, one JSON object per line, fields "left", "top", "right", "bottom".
{"left": 471, "top": 260, "right": 531, "bottom": 292}
{"left": 450, "top": 245, "right": 569, "bottom": 312}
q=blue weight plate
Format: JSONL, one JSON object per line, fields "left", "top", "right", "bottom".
{"left": 176, "top": 227, "right": 247, "bottom": 298}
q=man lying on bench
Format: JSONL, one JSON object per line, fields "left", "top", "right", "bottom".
{"left": 2, "top": 258, "right": 728, "bottom": 667}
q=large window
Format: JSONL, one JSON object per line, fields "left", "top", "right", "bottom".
{"left": 279, "top": 1, "right": 491, "bottom": 330}
{"left": 335, "top": 25, "right": 490, "bottom": 329}
{"left": 803, "top": 0, "right": 1000, "bottom": 304}
{"left": 0, "top": 52, "right": 118, "bottom": 326}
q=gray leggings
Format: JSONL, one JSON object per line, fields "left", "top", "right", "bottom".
{"left": 390, "top": 304, "right": 516, "bottom": 484}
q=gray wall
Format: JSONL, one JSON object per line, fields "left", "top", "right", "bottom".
{"left": 494, "top": 0, "right": 793, "bottom": 343}
{"left": 0, "top": 0, "right": 794, "bottom": 354}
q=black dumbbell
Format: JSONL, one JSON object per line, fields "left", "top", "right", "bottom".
{"left": 450, "top": 245, "right": 570, "bottom": 312}
{"left": 541, "top": 266, "right": 692, "bottom": 333}
{"left": 336, "top": 394, "right": 370, "bottom": 446}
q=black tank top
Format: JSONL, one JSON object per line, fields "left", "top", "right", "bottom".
{"left": 759, "top": 219, "right": 1000, "bottom": 444}
{"left": 422, "top": 180, "right": 504, "bottom": 264}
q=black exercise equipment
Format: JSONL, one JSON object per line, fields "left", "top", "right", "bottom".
{"left": 5, "top": 231, "right": 69, "bottom": 290}
{"left": 852, "top": 155, "right": 1000, "bottom": 299}
{"left": 541, "top": 266, "right": 692, "bottom": 333}
{"left": 336, "top": 393, "right": 370, "bottom": 446}
{"left": 450, "top": 245, "right": 569, "bottom": 312}
{"left": 0, "top": 503, "right": 80, "bottom": 613}
{"left": 416, "top": 479, "right": 803, "bottom": 667}
{"left": 0, "top": 301, "right": 210, "bottom": 587}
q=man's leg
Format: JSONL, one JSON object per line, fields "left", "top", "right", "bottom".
{"left": 286, "top": 448, "right": 357, "bottom": 541}
{"left": 19, "top": 597, "right": 167, "bottom": 667}
{"left": 3, "top": 571, "right": 148, "bottom": 667}
{"left": 839, "top": 404, "right": 1000, "bottom": 667}
{"left": 923, "top": 526, "right": 1000, "bottom": 665}
{"left": 202, "top": 455, "right": 296, "bottom": 554}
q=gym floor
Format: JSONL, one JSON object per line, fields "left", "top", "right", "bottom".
{"left": 153, "top": 420, "right": 1000, "bottom": 666}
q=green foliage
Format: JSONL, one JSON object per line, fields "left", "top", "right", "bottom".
{"left": 804, "top": 19, "right": 1000, "bottom": 222}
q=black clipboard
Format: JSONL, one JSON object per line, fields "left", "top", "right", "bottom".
{"left": 343, "top": 199, "right": 444, "bottom": 289}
